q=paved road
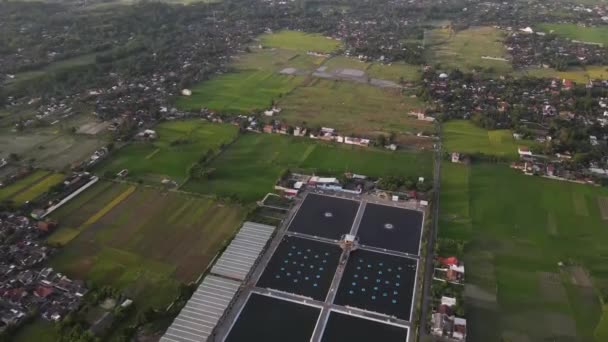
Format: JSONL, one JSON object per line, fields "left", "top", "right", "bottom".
{"left": 418, "top": 130, "right": 442, "bottom": 341}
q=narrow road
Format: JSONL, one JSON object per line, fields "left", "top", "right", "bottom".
{"left": 418, "top": 128, "right": 442, "bottom": 341}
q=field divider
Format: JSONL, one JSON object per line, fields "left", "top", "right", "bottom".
{"left": 81, "top": 185, "right": 136, "bottom": 226}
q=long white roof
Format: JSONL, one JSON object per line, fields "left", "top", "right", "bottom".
{"left": 160, "top": 276, "right": 240, "bottom": 342}
{"left": 210, "top": 222, "right": 275, "bottom": 281}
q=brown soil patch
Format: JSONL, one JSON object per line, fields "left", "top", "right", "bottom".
{"left": 543, "top": 313, "right": 577, "bottom": 337}
{"left": 568, "top": 266, "right": 593, "bottom": 288}
{"left": 537, "top": 272, "right": 567, "bottom": 303}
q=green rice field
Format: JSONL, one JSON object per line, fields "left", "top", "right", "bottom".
{"left": 440, "top": 163, "right": 608, "bottom": 341}
{"left": 183, "top": 133, "right": 433, "bottom": 201}
{"left": 426, "top": 26, "right": 513, "bottom": 74}
{"left": 96, "top": 120, "right": 238, "bottom": 184}
{"left": 443, "top": 120, "right": 535, "bottom": 158}
{"left": 176, "top": 70, "right": 303, "bottom": 113}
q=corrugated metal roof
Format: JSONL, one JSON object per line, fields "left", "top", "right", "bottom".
{"left": 160, "top": 276, "right": 240, "bottom": 342}
{"left": 210, "top": 222, "right": 275, "bottom": 281}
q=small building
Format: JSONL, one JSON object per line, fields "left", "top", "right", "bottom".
{"left": 136, "top": 129, "right": 157, "bottom": 140}
{"left": 451, "top": 152, "right": 460, "bottom": 163}
{"left": 518, "top": 146, "right": 532, "bottom": 157}
{"left": 37, "top": 221, "right": 57, "bottom": 233}
{"left": 453, "top": 317, "right": 467, "bottom": 341}
{"left": 263, "top": 125, "right": 274, "bottom": 134}
{"left": 181, "top": 89, "right": 192, "bottom": 96}
{"left": 385, "top": 144, "right": 397, "bottom": 151}
{"left": 117, "top": 169, "right": 129, "bottom": 178}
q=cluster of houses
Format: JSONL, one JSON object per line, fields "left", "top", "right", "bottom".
{"left": 259, "top": 121, "right": 372, "bottom": 147}
{"left": 275, "top": 172, "right": 370, "bottom": 198}
{"left": 510, "top": 149, "right": 606, "bottom": 184}
{"left": 433, "top": 256, "right": 465, "bottom": 285}
{"left": 0, "top": 214, "right": 86, "bottom": 331}
{"left": 505, "top": 26, "right": 608, "bottom": 69}
{"left": 431, "top": 296, "right": 467, "bottom": 341}
{"left": 431, "top": 256, "right": 467, "bottom": 341}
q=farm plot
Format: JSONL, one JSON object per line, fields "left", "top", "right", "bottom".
{"left": 0, "top": 170, "right": 64, "bottom": 205}
{"left": 538, "top": 23, "right": 608, "bottom": 46}
{"left": 176, "top": 30, "right": 339, "bottom": 114}
{"left": 49, "top": 183, "right": 246, "bottom": 309}
{"left": 176, "top": 70, "right": 303, "bottom": 113}
{"left": 277, "top": 78, "right": 432, "bottom": 136}
{"left": 97, "top": 120, "right": 238, "bottom": 184}
{"left": 183, "top": 133, "right": 433, "bottom": 202}
{"left": 439, "top": 163, "right": 608, "bottom": 341}
{"left": 426, "top": 26, "right": 513, "bottom": 74}
{"left": 182, "top": 133, "right": 313, "bottom": 201}
{"left": 443, "top": 120, "right": 536, "bottom": 159}
{"left": 0, "top": 127, "right": 107, "bottom": 171}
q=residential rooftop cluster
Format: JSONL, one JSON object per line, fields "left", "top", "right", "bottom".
{"left": 0, "top": 214, "right": 86, "bottom": 332}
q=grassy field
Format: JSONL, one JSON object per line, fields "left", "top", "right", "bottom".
{"left": 367, "top": 62, "right": 423, "bottom": 82}
{"left": 232, "top": 47, "right": 324, "bottom": 73}
{"left": 440, "top": 163, "right": 608, "bottom": 341}
{"left": 183, "top": 133, "right": 433, "bottom": 201}
{"left": 48, "top": 181, "right": 246, "bottom": 309}
{"left": 443, "top": 120, "right": 535, "bottom": 158}
{"left": 278, "top": 78, "right": 431, "bottom": 136}
{"left": 259, "top": 30, "right": 341, "bottom": 53}
{"left": 426, "top": 26, "right": 513, "bottom": 74}
{"left": 176, "top": 70, "right": 303, "bottom": 113}
{"left": 522, "top": 65, "right": 608, "bottom": 83}
{"left": 0, "top": 126, "right": 108, "bottom": 171}
{"left": 97, "top": 120, "right": 238, "bottom": 184}
{"left": 0, "top": 170, "right": 63, "bottom": 205}
{"left": 539, "top": 23, "right": 608, "bottom": 46}
{"left": 176, "top": 30, "right": 340, "bottom": 113}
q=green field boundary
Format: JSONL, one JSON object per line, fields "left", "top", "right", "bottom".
{"left": 596, "top": 304, "right": 608, "bottom": 341}
{"left": 12, "top": 173, "right": 64, "bottom": 205}
{"left": 0, "top": 170, "right": 51, "bottom": 201}
{"left": 82, "top": 185, "right": 136, "bottom": 226}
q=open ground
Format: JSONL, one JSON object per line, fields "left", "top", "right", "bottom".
{"left": 96, "top": 120, "right": 238, "bottom": 184}
{"left": 0, "top": 125, "right": 108, "bottom": 171}
{"left": 443, "top": 120, "right": 536, "bottom": 158}
{"left": 182, "top": 133, "right": 433, "bottom": 202}
{"left": 439, "top": 162, "right": 608, "bottom": 341}
{"left": 48, "top": 181, "right": 246, "bottom": 309}
{"left": 425, "top": 26, "right": 513, "bottom": 74}
{"left": 277, "top": 78, "right": 432, "bottom": 137}
{"left": 176, "top": 30, "right": 427, "bottom": 140}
